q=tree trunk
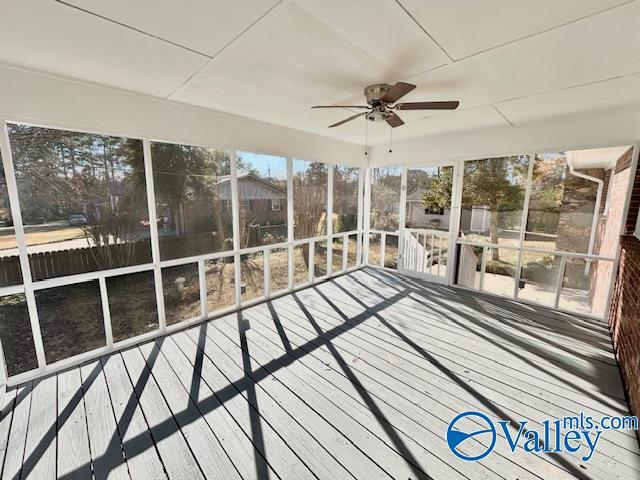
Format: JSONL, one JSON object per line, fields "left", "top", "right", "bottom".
{"left": 302, "top": 243, "right": 310, "bottom": 269}
{"left": 489, "top": 210, "right": 500, "bottom": 261}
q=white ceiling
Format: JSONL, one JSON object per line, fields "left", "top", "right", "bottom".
{"left": 0, "top": 0, "right": 639, "bottom": 148}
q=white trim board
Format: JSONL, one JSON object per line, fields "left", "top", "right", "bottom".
{"left": 0, "top": 62, "right": 367, "bottom": 168}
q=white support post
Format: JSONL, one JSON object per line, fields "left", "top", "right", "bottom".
{"left": 513, "top": 154, "right": 535, "bottom": 299}
{"left": 363, "top": 168, "right": 372, "bottom": 265}
{"left": 554, "top": 255, "right": 568, "bottom": 309}
{"left": 142, "top": 139, "right": 167, "bottom": 333}
{"left": 0, "top": 121, "right": 46, "bottom": 369}
{"left": 356, "top": 167, "right": 364, "bottom": 265}
{"left": 287, "top": 157, "right": 294, "bottom": 289}
{"left": 264, "top": 248, "right": 271, "bottom": 299}
{"left": 198, "top": 259, "right": 207, "bottom": 318}
{"left": 398, "top": 167, "right": 408, "bottom": 267}
{"left": 448, "top": 159, "right": 464, "bottom": 286}
{"left": 327, "top": 164, "right": 333, "bottom": 275}
{"left": 231, "top": 151, "right": 242, "bottom": 307}
{"left": 380, "top": 232, "right": 386, "bottom": 268}
{"left": 98, "top": 277, "right": 113, "bottom": 349}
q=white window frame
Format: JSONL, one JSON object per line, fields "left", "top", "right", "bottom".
{"left": 0, "top": 118, "right": 366, "bottom": 386}
{"left": 364, "top": 145, "right": 640, "bottom": 321}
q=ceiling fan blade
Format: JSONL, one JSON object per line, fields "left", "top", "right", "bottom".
{"left": 311, "top": 105, "right": 370, "bottom": 109}
{"left": 329, "top": 111, "right": 368, "bottom": 128}
{"left": 381, "top": 82, "right": 416, "bottom": 103}
{"left": 386, "top": 112, "right": 404, "bottom": 128}
{"left": 395, "top": 101, "right": 460, "bottom": 110}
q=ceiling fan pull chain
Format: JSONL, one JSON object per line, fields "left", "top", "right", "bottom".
{"left": 364, "top": 116, "right": 368, "bottom": 156}
{"left": 388, "top": 125, "right": 393, "bottom": 154}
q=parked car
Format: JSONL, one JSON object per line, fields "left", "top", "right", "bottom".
{"left": 68, "top": 214, "right": 88, "bottom": 226}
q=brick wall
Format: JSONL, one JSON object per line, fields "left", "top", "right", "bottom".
{"left": 609, "top": 236, "right": 640, "bottom": 420}
{"left": 592, "top": 164, "right": 631, "bottom": 316}
{"left": 608, "top": 146, "right": 639, "bottom": 423}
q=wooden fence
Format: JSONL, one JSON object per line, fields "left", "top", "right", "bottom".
{"left": 0, "top": 240, "right": 153, "bottom": 285}
{"left": 0, "top": 226, "right": 289, "bottom": 286}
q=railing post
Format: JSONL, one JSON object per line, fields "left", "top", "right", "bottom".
{"left": 479, "top": 246, "right": 488, "bottom": 291}
{"left": 99, "top": 277, "right": 113, "bottom": 349}
{"left": 198, "top": 259, "right": 207, "bottom": 319}
{"left": 343, "top": 233, "right": 348, "bottom": 272}
{"left": 554, "top": 255, "right": 567, "bottom": 309}
{"left": 264, "top": 248, "right": 271, "bottom": 299}
{"left": 309, "top": 241, "right": 315, "bottom": 282}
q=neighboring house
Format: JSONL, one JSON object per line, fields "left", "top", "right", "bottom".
{"left": 217, "top": 172, "right": 287, "bottom": 223}
{"left": 217, "top": 172, "right": 286, "bottom": 207}
{"left": 405, "top": 189, "right": 451, "bottom": 230}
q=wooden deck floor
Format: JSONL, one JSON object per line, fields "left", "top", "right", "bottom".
{"left": 0, "top": 268, "right": 638, "bottom": 480}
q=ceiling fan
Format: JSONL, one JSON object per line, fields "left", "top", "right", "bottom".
{"left": 311, "top": 82, "right": 459, "bottom": 128}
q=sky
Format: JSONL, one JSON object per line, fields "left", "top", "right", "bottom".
{"left": 237, "top": 151, "right": 287, "bottom": 180}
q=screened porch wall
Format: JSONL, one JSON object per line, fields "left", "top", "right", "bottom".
{"left": 0, "top": 121, "right": 365, "bottom": 386}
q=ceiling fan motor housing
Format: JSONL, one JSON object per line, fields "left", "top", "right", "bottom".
{"left": 364, "top": 83, "right": 392, "bottom": 105}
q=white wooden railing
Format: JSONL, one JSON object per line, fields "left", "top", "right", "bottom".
{"left": 402, "top": 228, "right": 449, "bottom": 278}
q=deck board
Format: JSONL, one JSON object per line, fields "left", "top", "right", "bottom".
{"left": 100, "top": 353, "right": 166, "bottom": 480}
{"left": 80, "top": 360, "right": 130, "bottom": 480}
{"left": 180, "top": 325, "right": 357, "bottom": 480}
{"left": 137, "top": 341, "right": 241, "bottom": 480}
{"left": 22, "top": 375, "right": 57, "bottom": 479}
{"left": 119, "top": 347, "right": 204, "bottom": 479}
{"left": 56, "top": 367, "right": 95, "bottom": 479}
{"left": 171, "top": 329, "right": 316, "bottom": 480}
{"left": 2, "top": 382, "right": 32, "bottom": 480}
{"left": 154, "top": 334, "right": 278, "bottom": 480}
{"left": 0, "top": 387, "right": 16, "bottom": 475}
{"left": 252, "top": 290, "right": 632, "bottom": 479}
{"left": 1, "top": 269, "right": 638, "bottom": 480}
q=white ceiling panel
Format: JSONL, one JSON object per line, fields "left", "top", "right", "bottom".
{"left": 402, "top": 2, "right": 640, "bottom": 114}
{"left": 399, "top": 0, "right": 630, "bottom": 59}
{"left": 170, "top": 1, "right": 448, "bottom": 122}
{"left": 497, "top": 73, "right": 640, "bottom": 126}
{"left": 64, "top": 0, "right": 279, "bottom": 56}
{"left": 0, "top": 0, "right": 638, "bottom": 152}
{"left": 293, "top": 0, "right": 449, "bottom": 78}
{"left": 0, "top": 0, "right": 208, "bottom": 97}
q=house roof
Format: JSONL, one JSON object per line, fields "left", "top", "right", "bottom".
{"left": 216, "top": 172, "right": 286, "bottom": 193}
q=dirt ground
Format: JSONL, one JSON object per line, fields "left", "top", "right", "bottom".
{"left": 161, "top": 238, "right": 359, "bottom": 323}
{"left": 0, "top": 222, "right": 85, "bottom": 249}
